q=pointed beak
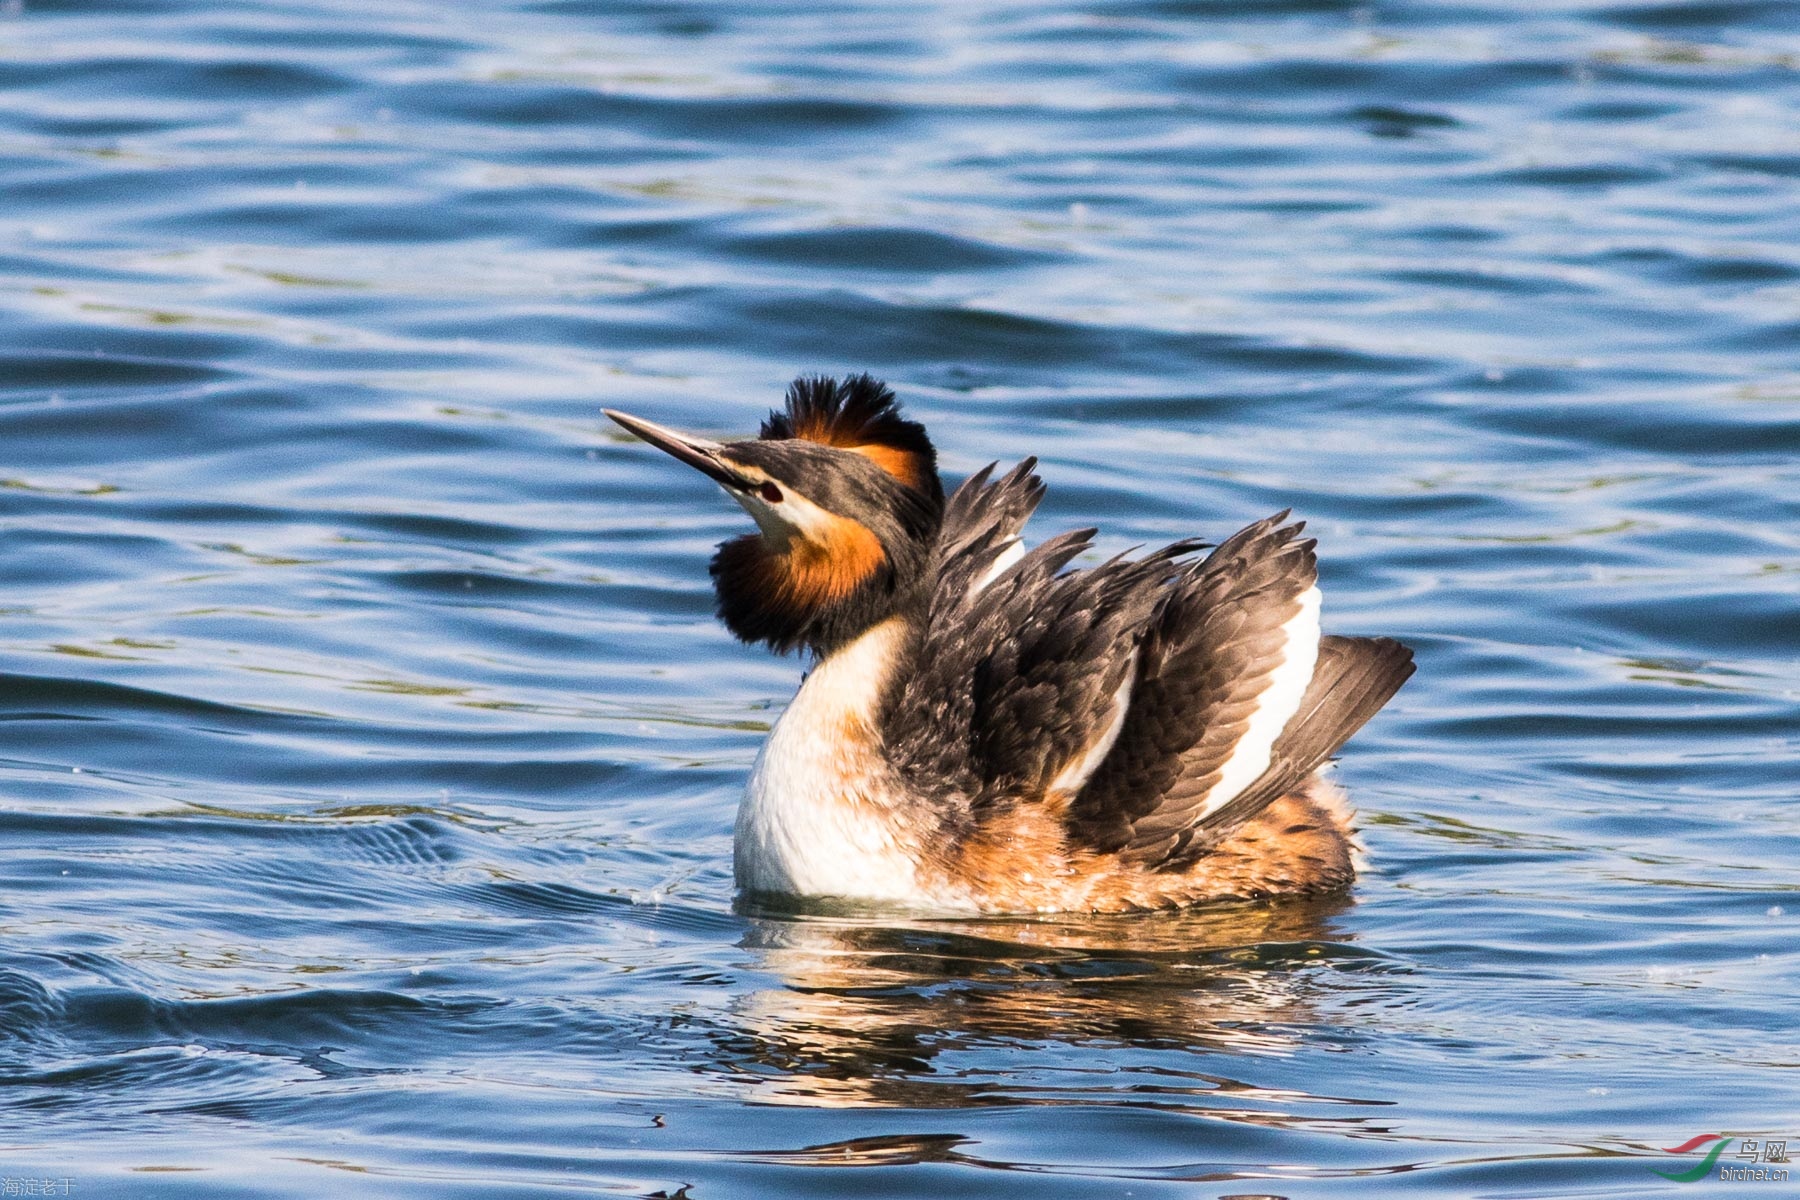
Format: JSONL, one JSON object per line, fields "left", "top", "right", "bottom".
{"left": 604, "top": 409, "right": 751, "bottom": 490}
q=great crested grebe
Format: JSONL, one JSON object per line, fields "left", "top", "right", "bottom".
{"left": 606, "top": 375, "right": 1413, "bottom": 913}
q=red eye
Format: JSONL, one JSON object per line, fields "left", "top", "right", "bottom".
{"left": 760, "top": 482, "right": 784, "bottom": 503}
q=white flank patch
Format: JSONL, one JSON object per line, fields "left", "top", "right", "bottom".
{"left": 735, "top": 619, "right": 923, "bottom": 902}
{"left": 1196, "top": 585, "right": 1322, "bottom": 819}
{"left": 972, "top": 538, "right": 1025, "bottom": 593}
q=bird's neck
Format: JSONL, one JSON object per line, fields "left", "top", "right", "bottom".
{"left": 810, "top": 575, "right": 928, "bottom": 680}
{"left": 801, "top": 614, "right": 914, "bottom": 725}
{"left": 713, "top": 532, "right": 936, "bottom": 658}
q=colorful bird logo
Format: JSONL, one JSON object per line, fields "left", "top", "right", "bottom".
{"left": 1652, "top": 1134, "right": 1733, "bottom": 1182}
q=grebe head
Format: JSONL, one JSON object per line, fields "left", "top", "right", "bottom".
{"left": 606, "top": 375, "right": 944, "bottom": 657}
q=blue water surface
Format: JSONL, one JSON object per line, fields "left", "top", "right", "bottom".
{"left": 2, "top": 1, "right": 1797, "bottom": 1196}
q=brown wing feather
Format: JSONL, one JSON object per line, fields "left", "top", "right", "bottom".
{"left": 1171, "top": 634, "right": 1414, "bottom": 862}
{"left": 1065, "top": 513, "right": 1319, "bottom": 866}
{"left": 883, "top": 462, "right": 1208, "bottom": 814}
{"left": 935, "top": 458, "right": 1044, "bottom": 595}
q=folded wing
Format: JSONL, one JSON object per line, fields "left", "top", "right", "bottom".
{"left": 1179, "top": 634, "right": 1415, "bottom": 855}
{"left": 886, "top": 492, "right": 1412, "bottom": 862}
{"left": 1066, "top": 513, "right": 1331, "bottom": 866}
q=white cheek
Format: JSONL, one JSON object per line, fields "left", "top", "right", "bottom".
{"left": 728, "top": 490, "right": 784, "bottom": 538}
{"left": 727, "top": 487, "right": 838, "bottom": 542}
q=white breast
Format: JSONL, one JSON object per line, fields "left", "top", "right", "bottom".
{"left": 734, "top": 619, "right": 925, "bottom": 902}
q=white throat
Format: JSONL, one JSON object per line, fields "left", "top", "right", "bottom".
{"left": 734, "top": 618, "right": 922, "bottom": 902}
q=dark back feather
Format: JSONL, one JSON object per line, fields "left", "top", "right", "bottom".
{"left": 878, "top": 475, "right": 1412, "bottom": 871}
{"left": 882, "top": 461, "right": 1208, "bottom": 814}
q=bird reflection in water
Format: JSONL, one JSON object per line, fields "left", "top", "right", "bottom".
{"left": 725, "top": 895, "right": 1397, "bottom": 1118}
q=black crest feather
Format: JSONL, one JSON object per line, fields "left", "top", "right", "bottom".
{"left": 763, "top": 374, "right": 942, "bottom": 504}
